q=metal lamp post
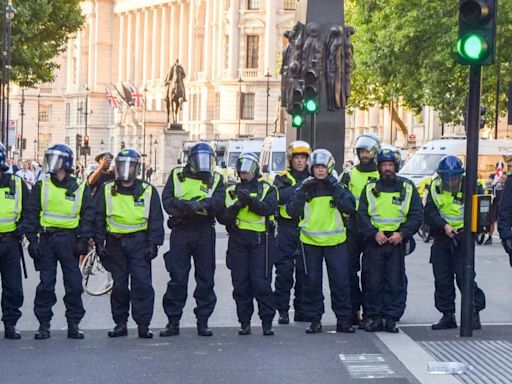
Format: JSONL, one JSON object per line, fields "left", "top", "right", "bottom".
{"left": 238, "top": 75, "right": 243, "bottom": 137}
{"left": 142, "top": 87, "right": 148, "bottom": 180}
{"left": 36, "top": 94, "right": 40, "bottom": 161}
{"left": 153, "top": 139, "right": 158, "bottom": 171}
{"left": 265, "top": 70, "right": 271, "bottom": 137}
{"left": 19, "top": 88, "right": 24, "bottom": 158}
{"left": 1, "top": 2, "right": 15, "bottom": 151}
{"left": 77, "top": 87, "right": 92, "bottom": 166}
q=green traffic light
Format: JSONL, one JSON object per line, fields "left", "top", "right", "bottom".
{"left": 304, "top": 99, "right": 318, "bottom": 113}
{"left": 292, "top": 114, "right": 304, "bottom": 127}
{"left": 457, "top": 33, "right": 488, "bottom": 62}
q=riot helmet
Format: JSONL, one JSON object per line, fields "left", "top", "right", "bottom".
{"left": 0, "top": 143, "right": 7, "bottom": 171}
{"left": 235, "top": 152, "right": 260, "bottom": 177}
{"left": 437, "top": 155, "right": 464, "bottom": 194}
{"left": 309, "top": 149, "right": 335, "bottom": 174}
{"left": 114, "top": 148, "right": 141, "bottom": 182}
{"left": 43, "top": 144, "right": 74, "bottom": 174}
{"left": 188, "top": 142, "right": 216, "bottom": 174}
{"left": 354, "top": 133, "right": 381, "bottom": 163}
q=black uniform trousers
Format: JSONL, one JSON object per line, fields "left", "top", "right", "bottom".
{"left": 273, "top": 222, "right": 304, "bottom": 313}
{"left": 0, "top": 235, "right": 23, "bottom": 325}
{"left": 362, "top": 242, "right": 406, "bottom": 321}
{"left": 430, "top": 236, "right": 486, "bottom": 314}
{"left": 162, "top": 224, "right": 217, "bottom": 322}
{"left": 34, "top": 231, "right": 85, "bottom": 324}
{"left": 227, "top": 229, "right": 275, "bottom": 324}
{"left": 302, "top": 242, "right": 352, "bottom": 322}
{"left": 105, "top": 232, "right": 154, "bottom": 326}
{"left": 346, "top": 229, "right": 365, "bottom": 314}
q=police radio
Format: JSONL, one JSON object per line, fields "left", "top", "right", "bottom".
{"left": 471, "top": 194, "right": 492, "bottom": 234}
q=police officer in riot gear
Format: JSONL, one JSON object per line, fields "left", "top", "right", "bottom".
{"left": 340, "top": 133, "right": 381, "bottom": 327}
{"left": 25, "top": 144, "right": 95, "bottom": 339}
{"left": 357, "top": 147, "right": 422, "bottom": 333}
{"left": 160, "top": 143, "right": 225, "bottom": 337}
{"left": 95, "top": 148, "right": 164, "bottom": 338}
{"left": 499, "top": 156, "right": 512, "bottom": 261}
{"left": 218, "top": 153, "right": 277, "bottom": 336}
{"left": 287, "top": 149, "right": 356, "bottom": 334}
{"left": 425, "top": 155, "right": 486, "bottom": 330}
{"left": 273, "top": 140, "right": 311, "bottom": 324}
{"left": 0, "top": 143, "right": 28, "bottom": 339}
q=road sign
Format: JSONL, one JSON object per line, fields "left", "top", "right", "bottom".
{"left": 408, "top": 134, "right": 416, "bottom": 142}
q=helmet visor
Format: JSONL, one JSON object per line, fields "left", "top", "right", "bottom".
{"left": 189, "top": 152, "right": 215, "bottom": 173}
{"left": 441, "top": 174, "right": 463, "bottom": 194}
{"left": 115, "top": 156, "right": 139, "bottom": 181}
{"left": 236, "top": 157, "right": 258, "bottom": 175}
{"left": 310, "top": 151, "right": 331, "bottom": 169}
{"left": 43, "top": 150, "right": 67, "bottom": 174}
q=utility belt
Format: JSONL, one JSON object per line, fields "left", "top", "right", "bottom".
{"left": 0, "top": 231, "right": 18, "bottom": 241}
{"left": 167, "top": 216, "right": 215, "bottom": 229}
{"left": 107, "top": 231, "right": 145, "bottom": 240}
{"left": 40, "top": 227, "right": 75, "bottom": 236}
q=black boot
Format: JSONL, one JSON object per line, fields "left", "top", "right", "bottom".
{"left": 108, "top": 323, "right": 128, "bottom": 337}
{"left": 278, "top": 311, "right": 289, "bottom": 325}
{"left": 138, "top": 325, "right": 153, "bottom": 338}
{"left": 159, "top": 321, "right": 180, "bottom": 337}
{"left": 359, "top": 317, "right": 370, "bottom": 330}
{"left": 473, "top": 312, "right": 482, "bottom": 330}
{"left": 336, "top": 319, "right": 355, "bottom": 333}
{"left": 305, "top": 321, "right": 322, "bottom": 334}
{"left": 294, "top": 311, "right": 308, "bottom": 322}
{"left": 197, "top": 320, "right": 213, "bottom": 337}
{"left": 431, "top": 313, "right": 457, "bottom": 330}
{"left": 384, "top": 319, "right": 399, "bottom": 333}
{"left": 238, "top": 322, "right": 251, "bottom": 336}
{"left": 34, "top": 322, "right": 51, "bottom": 340}
{"left": 364, "top": 318, "right": 383, "bottom": 332}
{"left": 262, "top": 321, "right": 274, "bottom": 336}
{"left": 67, "top": 323, "right": 84, "bottom": 339}
{"left": 351, "top": 312, "right": 362, "bottom": 326}
{"left": 4, "top": 325, "right": 21, "bottom": 340}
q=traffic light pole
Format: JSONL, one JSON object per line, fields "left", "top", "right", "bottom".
{"left": 460, "top": 64, "right": 481, "bottom": 337}
{"left": 309, "top": 113, "right": 316, "bottom": 150}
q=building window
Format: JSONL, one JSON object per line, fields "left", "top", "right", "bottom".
{"left": 39, "top": 105, "right": 52, "bottom": 123}
{"left": 283, "top": 0, "right": 296, "bottom": 10}
{"left": 246, "top": 35, "right": 259, "bottom": 69}
{"left": 241, "top": 93, "right": 255, "bottom": 120}
{"left": 247, "top": 0, "right": 261, "bottom": 10}
{"left": 65, "top": 103, "right": 70, "bottom": 125}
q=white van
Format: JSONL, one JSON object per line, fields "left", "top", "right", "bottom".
{"left": 259, "top": 135, "right": 287, "bottom": 178}
{"left": 399, "top": 137, "right": 512, "bottom": 193}
{"left": 220, "top": 138, "right": 264, "bottom": 183}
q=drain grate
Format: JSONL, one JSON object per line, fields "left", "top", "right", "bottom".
{"left": 420, "top": 340, "right": 512, "bottom": 384}
{"left": 339, "top": 353, "right": 397, "bottom": 379}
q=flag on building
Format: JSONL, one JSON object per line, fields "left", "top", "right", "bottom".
{"left": 105, "top": 88, "right": 119, "bottom": 109}
{"left": 121, "top": 82, "right": 134, "bottom": 106}
{"left": 130, "top": 84, "right": 144, "bottom": 108}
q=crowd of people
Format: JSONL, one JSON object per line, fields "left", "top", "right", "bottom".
{"left": 0, "top": 135, "right": 511, "bottom": 341}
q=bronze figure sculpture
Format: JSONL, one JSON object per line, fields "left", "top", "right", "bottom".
{"left": 164, "top": 60, "right": 187, "bottom": 124}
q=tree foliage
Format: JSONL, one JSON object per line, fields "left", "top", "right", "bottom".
{"left": 7, "top": 0, "right": 84, "bottom": 87}
{"left": 346, "top": 0, "right": 512, "bottom": 126}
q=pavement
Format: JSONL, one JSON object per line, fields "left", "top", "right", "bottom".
{"left": 2, "top": 223, "right": 512, "bottom": 384}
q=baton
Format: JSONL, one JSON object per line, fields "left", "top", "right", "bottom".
{"left": 18, "top": 242, "right": 28, "bottom": 279}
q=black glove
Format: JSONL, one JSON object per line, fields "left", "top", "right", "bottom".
{"left": 237, "top": 189, "right": 252, "bottom": 205}
{"left": 145, "top": 245, "right": 158, "bottom": 262}
{"left": 279, "top": 177, "right": 292, "bottom": 187}
{"left": 299, "top": 177, "right": 318, "bottom": 191}
{"left": 74, "top": 237, "right": 89, "bottom": 257}
{"left": 185, "top": 200, "right": 201, "bottom": 215}
{"left": 28, "top": 242, "right": 40, "bottom": 261}
{"left": 327, "top": 175, "right": 339, "bottom": 187}
{"left": 503, "top": 238, "right": 512, "bottom": 254}
{"left": 96, "top": 243, "right": 110, "bottom": 262}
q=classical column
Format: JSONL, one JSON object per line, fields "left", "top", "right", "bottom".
{"left": 118, "top": 13, "right": 125, "bottom": 81}
{"left": 169, "top": 3, "right": 178, "bottom": 62}
{"left": 76, "top": 30, "right": 82, "bottom": 87}
{"left": 216, "top": 0, "right": 225, "bottom": 78}
{"left": 151, "top": 7, "right": 159, "bottom": 83}
{"left": 178, "top": 1, "right": 186, "bottom": 65}
{"left": 142, "top": 9, "right": 150, "bottom": 82}
{"left": 202, "top": 0, "right": 212, "bottom": 80}
{"left": 159, "top": 5, "right": 169, "bottom": 81}
{"left": 134, "top": 11, "right": 142, "bottom": 83}
{"left": 88, "top": 17, "right": 95, "bottom": 87}
{"left": 228, "top": 0, "right": 240, "bottom": 78}
{"left": 126, "top": 12, "right": 133, "bottom": 81}
{"left": 66, "top": 41, "right": 73, "bottom": 91}
{"left": 185, "top": 0, "right": 195, "bottom": 76}
{"left": 264, "top": 0, "right": 276, "bottom": 75}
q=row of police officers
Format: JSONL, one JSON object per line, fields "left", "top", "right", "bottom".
{"left": 0, "top": 133, "right": 503, "bottom": 339}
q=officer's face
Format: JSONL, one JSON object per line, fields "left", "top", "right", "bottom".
{"left": 239, "top": 171, "right": 255, "bottom": 183}
{"left": 379, "top": 161, "right": 396, "bottom": 180}
{"left": 312, "top": 165, "right": 328, "bottom": 179}
{"left": 358, "top": 149, "right": 372, "bottom": 164}
{"left": 291, "top": 154, "right": 307, "bottom": 172}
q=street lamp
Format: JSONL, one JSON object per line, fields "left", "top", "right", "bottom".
{"left": 77, "top": 87, "right": 92, "bottom": 166}
{"left": 100, "top": 139, "right": 104, "bottom": 152}
{"left": 153, "top": 139, "right": 158, "bottom": 171}
{"left": 265, "top": 70, "right": 271, "bottom": 137}
{"left": 1, "top": 2, "right": 15, "bottom": 152}
{"left": 19, "top": 88, "right": 25, "bottom": 159}
{"left": 238, "top": 75, "right": 243, "bottom": 137}
{"left": 33, "top": 139, "right": 37, "bottom": 161}
{"left": 36, "top": 94, "right": 40, "bottom": 161}
{"left": 142, "top": 87, "right": 148, "bottom": 180}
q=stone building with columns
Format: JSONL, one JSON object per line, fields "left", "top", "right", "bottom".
{"left": 8, "top": 0, "right": 462, "bottom": 180}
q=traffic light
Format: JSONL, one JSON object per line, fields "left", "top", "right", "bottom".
{"left": 76, "top": 134, "right": 82, "bottom": 145}
{"left": 303, "top": 69, "right": 319, "bottom": 114}
{"left": 457, "top": 0, "right": 497, "bottom": 65}
{"left": 479, "top": 104, "right": 486, "bottom": 129}
{"left": 290, "top": 85, "right": 305, "bottom": 128}
{"left": 83, "top": 135, "right": 89, "bottom": 147}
